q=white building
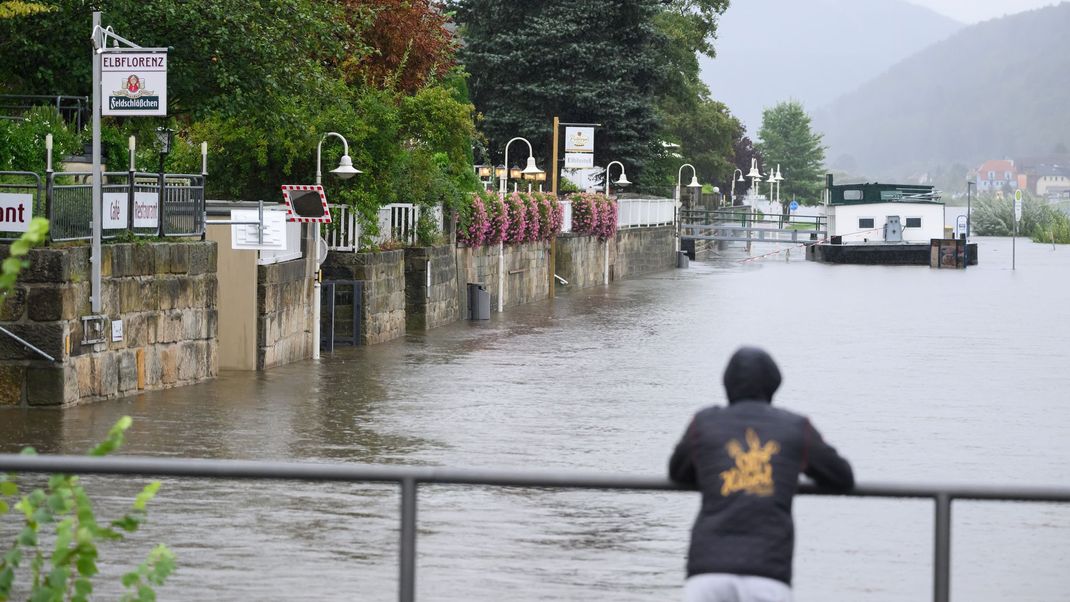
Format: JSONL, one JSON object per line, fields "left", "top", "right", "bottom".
{"left": 826, "top": 180, "right": 945, "bottom": 243}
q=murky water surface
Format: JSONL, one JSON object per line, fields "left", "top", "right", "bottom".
{"left": 2, "top": 237, "right": 1069, "bottom": 600}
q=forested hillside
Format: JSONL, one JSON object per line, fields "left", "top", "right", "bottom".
{"left": 816, "top": 3, "right": 1070, "bottom": 179}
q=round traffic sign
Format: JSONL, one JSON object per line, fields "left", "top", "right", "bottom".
{"left": 789, "top": 200, "right": 799, "bottom": 212}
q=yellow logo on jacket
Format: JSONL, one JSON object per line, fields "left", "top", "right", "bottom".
{"left": 720, "top": 428, "right": 780, "bottom": 497}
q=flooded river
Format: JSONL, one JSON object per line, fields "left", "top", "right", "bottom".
{"left": 2, "top": 237, "right": 1068, "bottom": 600}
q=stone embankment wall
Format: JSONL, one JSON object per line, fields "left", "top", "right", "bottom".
{"left": 0, "top": 242, "right": 218, "bottom": 407}
{"left": 555, "top": 226, "right": 675, "bottom": 288}
{"left": 404, "top": 246, "right": 459, "bottom": 331}
{"left": 455, "top": 241, "right": 551, "bottom": 312}
{"left": 257, "top": 258, "right": 314, "bottom": 370}
{"left": 321, "top": 250, "right": 406, "bottom": 345}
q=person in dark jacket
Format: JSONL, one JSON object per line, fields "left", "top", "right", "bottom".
{"left": 669, "top": 346, "right": 854, "bottom": 602}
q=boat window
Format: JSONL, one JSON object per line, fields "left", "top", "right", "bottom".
{"left": 844, "top": 189, "right": 863, "bottom": 200}
{"left": 859, "top": 218, "right": 875, "bottom": 229}
{"left": 905, "top": 217, "right": 922, "bottom": 228}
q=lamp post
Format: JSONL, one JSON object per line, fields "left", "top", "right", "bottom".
{"left": 730, "top": 168, "right": 744, "bottom": 207}
{"left": 676, "top": 163, "right": 702, "bottom": 253}
{"left": 154, "top": 127, "right": 173, "bottom": 237}
{"left": 774, "top": 165, "right": 784, "bottom": 204}
{"left": 313, "top": 132, "right": 361, "bottom": 360}
{"left": 499, "top": 137, "right": 542, "bottom": 311}
{"left": 965, "top": 177, "right": 975, "bottom": 270}
{"left": 500, "top": 137, "right": 541, "bottom": 197}
{"left": 746, "top": 158, "right": 763, "bottom": 204}
{"left": 605, "top": 161, "right": 630, "bottom": 198}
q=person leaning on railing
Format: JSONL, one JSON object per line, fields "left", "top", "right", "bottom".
{"left": 669, "top": 346, "right": 854, "bottom": 602}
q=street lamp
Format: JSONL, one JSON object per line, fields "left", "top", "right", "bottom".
{"left": 677, "top": 163, "right": 702, "bottom": 209}
{"left": 766, "top": 169, "right": 777, "bottom": 203}
{"left": 774, "top": 164, "right": 784, "bottom": 206}
{"left": 746, "top": 158, "right": 763, "bottom": 202}
{"left": 500, "top": 137, "right": 542, "bottom": 197}
{"left": 730, "top": 168, "right": 744, "bottom": 207}
{"left": 605, "top": 161, "right": 630, "bottom": 198}
{"left": 313, "top": 132, "right": 362, "bottom": 361}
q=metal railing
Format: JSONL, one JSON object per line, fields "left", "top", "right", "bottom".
{"left": 0, "top": 95, "right": 90, "bottom": 131}
{"left": 617, "top": 198, "right": 675, "bottom": 228}
{"left": 46, "top": 171, "right": 205, "bottom": 241}
{"left": 0, "top": 171, "right": 43, "bottom": 242}
{"left": 326, "top": 204, "right": 444, "bottom": 251}
{"left": 0, "top": 455, "right": 1066, "bottom": 602}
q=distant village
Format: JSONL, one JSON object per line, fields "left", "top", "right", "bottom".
{"left": 970, "top": 155, "right": 1070, "bottom": 200}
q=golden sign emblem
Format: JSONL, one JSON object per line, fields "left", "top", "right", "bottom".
{"left": 720, "top": 428, "right": 780, "bottom": 497}
{"left": 570, "top": 130, "right": 589, "bottom": 148}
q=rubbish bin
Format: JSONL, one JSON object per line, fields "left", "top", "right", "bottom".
{"left": 467, "top": 282, "right": 490, "bottom": 320}
{"left": 676, "top": 250, "right": 689, "bottom": 269}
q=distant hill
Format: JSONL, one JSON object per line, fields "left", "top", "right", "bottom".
{"left": 699, "top": 0, "right": 961, "bottom": 133}
{"left": 815, "top": 2, "right": 1070, "bottom": 179}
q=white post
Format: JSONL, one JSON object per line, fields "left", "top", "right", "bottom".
{"left": 45, "top": 134, "right": 53, "bottom": 173}
{"left": 91, "top": 11, "right": 102, "bottom": 313}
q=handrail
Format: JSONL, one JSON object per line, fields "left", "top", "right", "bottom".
{"left": 1, "top": 455, "right": 1067, "bottom": 602}
{"left": 0, "top": 326, "right": 56, "bottom": 362}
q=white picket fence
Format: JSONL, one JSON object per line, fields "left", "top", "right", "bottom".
{"left": 558, "top": 197, "right": 674, "bottom": 233}
{"left": 326, "top": 203, "right": 443, "bottom": 250}
{"left": 326, "top": 197, "right": 674, "bottom": 250}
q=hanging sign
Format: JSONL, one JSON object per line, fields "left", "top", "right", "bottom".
{"left": 281, "top": 185, "right": 331, "bottom": 223}
{"left": 102, "top": 52, "right": 167, "bottom": 116}
{"left": 564, "top": 126, "right": 594, "bottom": 168}
{"left": 0, "top": 193, "right": 33, "bottom": 232}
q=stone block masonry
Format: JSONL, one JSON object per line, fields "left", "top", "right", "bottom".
{"left": 555, "top": 226, "right": 676, "bottom": 289}
{"left": 0, "top": 242, "right": 218, "bottom": 407}
{"left": 256, "top": 258, "right": 314, "bottom": 370}
{"left": 404, "top": 245, "right": 459, "bottom": 331}
{"left": 322, "top": 250, "right": 406, "bottom": 345}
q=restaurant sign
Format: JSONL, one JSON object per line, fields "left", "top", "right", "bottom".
{"left": 102, "top": 52, "right": 167, "bottom": 116}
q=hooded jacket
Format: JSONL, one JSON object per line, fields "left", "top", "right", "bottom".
{"left": 668, "top": 347, "right": 854, "bottom": 585}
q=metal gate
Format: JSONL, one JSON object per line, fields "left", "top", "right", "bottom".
{"left": 320, "top": 280, "right": 363, "bottom": 352}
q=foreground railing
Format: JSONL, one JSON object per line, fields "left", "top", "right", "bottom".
{"left": 2, "top": 456, "right": 1064, "bottom": 602}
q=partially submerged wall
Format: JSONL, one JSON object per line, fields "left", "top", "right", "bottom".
{"left": 0, "top": 242, "right": 218, "bottom": 407}
{"left": 455, "top": 241, "right": 551, "bottom": 313}
{"left": 322, "top": 250, "right": 406, "bottom": 345}
{"left": 257, "top": 258, "right": 314, "bottom": 370}
{"left": 405, "top": 245, "right": 459, "bottom": 331}
{"left": 555, "top": 226, "right": 675, "bottom": 289}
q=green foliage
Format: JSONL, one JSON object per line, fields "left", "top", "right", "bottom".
{"left": 971, "top": 192, "right": 1070, "bottom": 243}
{"left": 0, "top": 217, "right": 48, "bottom": 297}
{"left": 0, "top": 0, "right": 347, "bottom": 120}
{"left": 0, "top": 107, "right": 81, "bottom": 173}
{"left": 451, "top": 0, "right": 668, "bottom": 183}
{"left": 0, "top": 417, "right": 173, "bottom": 602}
{"left": 757, "top": 101, "right": 826, "bottom": 205}
{"left": 0, "top": 1, "right": 50, "bottom": 19}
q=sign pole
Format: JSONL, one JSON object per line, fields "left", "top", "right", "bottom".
{"left": 551, "top": 116, "right": 560, "bottom": 195}
{"left": 91, "top": 11, "right": 102, "bottom": 313}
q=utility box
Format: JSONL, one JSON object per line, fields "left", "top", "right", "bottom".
{"left": 676, "top": 250, "right": 689, "bottom": 269}
{"left": 885, "top": 216, "right": 903, "bottom": 242}
{"left": 467, "top": 282, "right": 490, "bottom": 320}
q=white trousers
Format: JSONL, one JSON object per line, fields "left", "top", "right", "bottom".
{"left": 683, "top": 573, "right": 793, "bottom": 602}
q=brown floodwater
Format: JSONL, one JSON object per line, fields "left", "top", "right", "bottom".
{"left": 1, "top": 236, "right": 1068, "bottom": 600}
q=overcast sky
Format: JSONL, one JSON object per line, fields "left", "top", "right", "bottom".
{"left": 906, "top": 0, "right": 1062, "bottom": 23}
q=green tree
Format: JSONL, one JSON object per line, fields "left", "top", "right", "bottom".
{"left": 449, "top": 0, "right": 668, "bottom": 184}
{"left": 757, "top": 101, "right": 826, "bottom": 206}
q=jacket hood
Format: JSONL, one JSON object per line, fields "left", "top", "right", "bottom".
{"left": 723, "top": 346, "right": 781, "bottom": 404}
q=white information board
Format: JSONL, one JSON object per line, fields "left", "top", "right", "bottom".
{"left": 102, "top": 52, "right": 167, "bottom": 116}
{"left": 133, "top": 191, "right": 159, "bottom": 228}
{"left": 0, "top": 193, "right": 33, "bottom": 232}
{"left": 103, "top": 192, "right": 127, "bottom": 229}
{"left": 231, "top": 209, "right": 288, "bottom": 251}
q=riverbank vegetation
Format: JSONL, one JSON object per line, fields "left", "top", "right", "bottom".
{"left": 970, "top": 192, "right": 1070, "bottom": 244}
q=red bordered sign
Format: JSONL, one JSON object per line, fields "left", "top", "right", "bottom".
{"left": 281, "top": 184, "right": 331, "bottom": 223}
